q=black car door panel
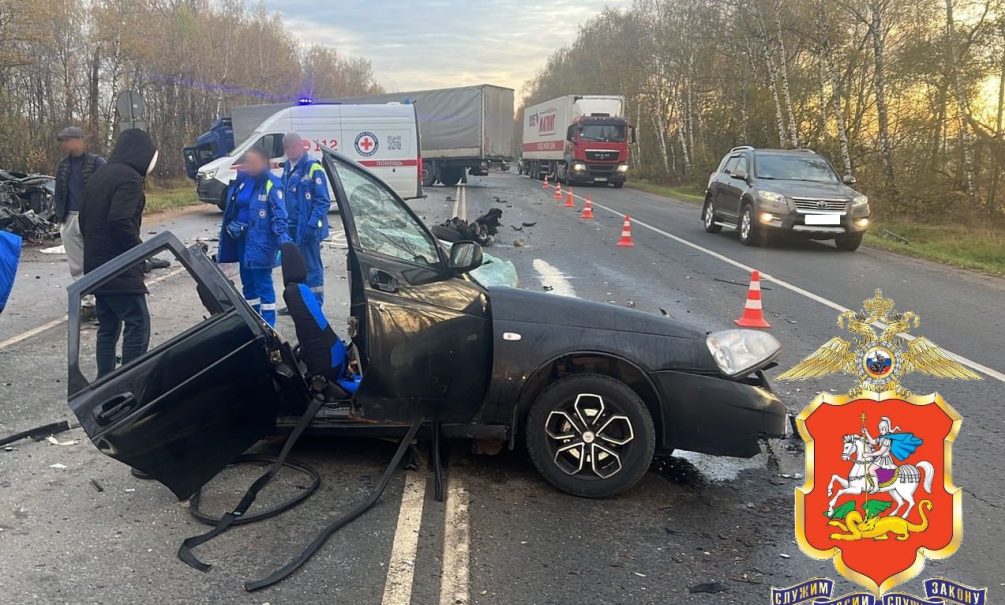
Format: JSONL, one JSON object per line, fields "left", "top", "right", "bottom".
{"left": 65, "top": 233, "right": 286, "bottom": 500}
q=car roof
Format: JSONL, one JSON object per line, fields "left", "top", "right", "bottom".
{"left": 752, "top": 149, "right": 822, "bottom": 157}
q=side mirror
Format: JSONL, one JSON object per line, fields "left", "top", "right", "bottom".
{"left": 843, "top": 174, "right": 857, "bottom": 185}
{"left": 731, "top": 169, "right": 748, "bottom": 181}
{"left": 448, "top": 241, "right": 483, "bottom": 275}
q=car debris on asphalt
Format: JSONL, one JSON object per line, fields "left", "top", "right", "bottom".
{"left": 0, "top": 169, "right": 57, "bottom": 240}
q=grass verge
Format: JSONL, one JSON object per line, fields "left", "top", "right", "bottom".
{"left": 864, "top": 220, "right": 1005, "bottom": 276}
{"left": 145, "top": 180, "right": 200, "bottom": 214}
{"left": 628, "top": 179, "right": 705, "bottom": 204}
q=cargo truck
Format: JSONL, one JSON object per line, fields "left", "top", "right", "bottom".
{"left": 228, "top": 84, "right": 515, "bottom": 188}
{"left": 521, "top": 95, "right": 634, "bottom": 187}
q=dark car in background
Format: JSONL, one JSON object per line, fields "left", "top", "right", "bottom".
{"left": 702, "top": 147, "right": 871, "bottom": 251}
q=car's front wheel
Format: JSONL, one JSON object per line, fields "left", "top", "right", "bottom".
{"left": 836, "top": 233, "right": 863, "bottom": 251}
{"left": 703, "top": 198, "right": 722, "bottom": 233}
{"left": 738, "top": 204, "right": 763, "bottom": 246}
{"left": 525, "top": 374, "right": 656, "bottom": 498}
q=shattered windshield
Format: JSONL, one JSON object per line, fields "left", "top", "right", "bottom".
{"left": 332, "top": 156, "right": 440, "bottom": 266}
{"left": 580, "top": 124, "right": 626, "bottom": 142}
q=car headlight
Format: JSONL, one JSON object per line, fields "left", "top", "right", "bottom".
{"left": 852, "top": 194, "right": 868, "bottom": 207}
{"left": 573, "top": 163, "right": 586, "bottom": 172}
{"left": 706, "top": 329, "right": 782, "bottom": 379}
{"left": 757, "top": 190, "right": 787, "bottom": 208}
{"left": 617, "top": 164, "right": 629, "bottom": 173}
{"left": 199, "top": 168, "right": 217, "bottom": 180}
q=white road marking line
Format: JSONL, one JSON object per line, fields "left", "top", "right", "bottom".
{"left": 381, "top": 472, "right": 428, "bottom": 605}
{"left": 451, "top": 186, "right": 461, "bottom": 218}
{"left": 459, "top": 185, "right": 468, "bottom": 222}
{"left": 553, "top": 184, "right": 1005, "bottom": 384}
{"left": 439, "top": 475, "right": 470, "bottom": 605}
{"left": 532, "top": 258, "right": 577, "bottom": 298}
{"left": 0, "top": 266, "right": 186, "bottom": 352}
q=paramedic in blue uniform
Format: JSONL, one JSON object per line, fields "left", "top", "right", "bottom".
{"left": 218, "top": 146, "right": 291, "bottom": 326}
{"left": 281, "top": 132, "right": 330, "bottom": 304}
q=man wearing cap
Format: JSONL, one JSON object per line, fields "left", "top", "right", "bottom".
{"left": 55, "top": 127, "right": 105, "bottom": 317}
{"left": 281, "top": 133, "right": 330, "bottom": 304}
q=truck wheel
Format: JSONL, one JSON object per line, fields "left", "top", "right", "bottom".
{"left": 738, "top": 204, "right": 763, "bottom": 246}
{"left": 835, "top": 233, "right": 863, "bottom": 251}
{"left": 525, "top": 374, "right": 655, "bottom": 498}
{"left": 440, "top": 168, "right": 462, "bottom": 187}
{"left": 421, "top": 162, "right": 436, "bottom": 187}
{"left": 612, "top": 181, "right": 624, "bottom": 189}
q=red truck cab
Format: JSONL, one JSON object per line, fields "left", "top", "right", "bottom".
{"left": 564, "top": 116, "right": 632, "bottom": 187}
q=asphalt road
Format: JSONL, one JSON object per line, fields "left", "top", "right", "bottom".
{"left": 0, "top": 172, "right": 1002, "bottom": 604}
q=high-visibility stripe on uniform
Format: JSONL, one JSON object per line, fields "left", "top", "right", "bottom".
{"left": 308, "top": 163, "right": 324, "bottom": 177}
{"left": 311, "top": 286, "right": 324, "bottom": 294}
{"left": 260, "top": 303, "right": 276, "bottom": 311}
{"left": 246, "top": 297, "right": 261, "bottom": 306}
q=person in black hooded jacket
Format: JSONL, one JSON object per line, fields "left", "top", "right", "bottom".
{"left": 80, "top": 128, "right": 159, "bottom": 376}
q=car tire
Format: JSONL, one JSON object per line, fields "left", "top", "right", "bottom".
{"left": 217, "top": 191, "right": 227, "bottom": 212}
{"left": 738, "top": 204, "right": 762, "bottom": 246}
{"left": 612, "top": 181, "right": 624, "bottom": 189}
{"left": 440, "top": 168, "right": 462, "bottom": 187}
{"left": 421, "top": 162, "right": 436, "bottom": 187}
{"left": 836, "top": 233, "right": 863, "bottom": 251}
{"left": 703, "top": 198, "right": 722, "bottom": 233}
{"left": 525, "top": 374, "right": 656, "bottom": 498}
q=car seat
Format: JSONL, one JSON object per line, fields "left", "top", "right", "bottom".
{"left": 280, "top": 243, "right": 361, "bottom": 396}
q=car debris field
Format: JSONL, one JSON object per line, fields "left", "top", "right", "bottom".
{"left": 1, "top": 172, "right": 1003, "bottom": 604}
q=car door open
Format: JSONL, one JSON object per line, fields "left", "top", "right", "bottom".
{"left": 65, "top": 233, "right": 288, "bottom": 500}
{"left": 320, "top": 149, "right": 493, "bottom": 422}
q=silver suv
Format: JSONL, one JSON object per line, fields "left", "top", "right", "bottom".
{"left": 702, "top": 147, "right": 871, "bottom": 251}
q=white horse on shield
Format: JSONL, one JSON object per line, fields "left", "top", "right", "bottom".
{"left": 827, "top": 434, "right": 934, "bottom": 519}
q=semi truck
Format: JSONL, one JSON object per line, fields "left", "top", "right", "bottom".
{"left": 228, "top": 84, "right": 515, "bottom": 187}
{"left": 520, "top": 95, "right": 633, "bottom": 187}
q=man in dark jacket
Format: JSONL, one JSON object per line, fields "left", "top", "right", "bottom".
{"left": 55, "top": 127, "right": 105, "bottom": 317}
{"left": 80, "top": 129, "right": 158, "bottom": 376}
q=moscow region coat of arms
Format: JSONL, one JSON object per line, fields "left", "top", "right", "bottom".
{"left": 777, "top": 290, "right": 981, "bottom": 596}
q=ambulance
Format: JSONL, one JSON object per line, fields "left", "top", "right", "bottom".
{"left": 196, "top": 103, "right": 421, "bottom": 209}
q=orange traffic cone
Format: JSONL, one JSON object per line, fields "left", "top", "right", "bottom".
{"left": 580, "top": 195, "right": 594, "bottom": 219}
{"left": 565, "top": 187, "right": 576, "bottom": 208}
{"left": 734, "top": 270, "right": 771, "bottom": 328}
{"left": 616, "top": 215, "right": 635, "bottom": 247}
{"left": 554, "top": 182, "right": 563, "bottom": 200}
{"left": 542, "top": 175, "right": 549, "bottom": 189}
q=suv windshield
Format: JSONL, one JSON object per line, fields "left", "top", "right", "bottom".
{"left": 328, "top": 153, "right": 440, "bottom": 266}
{"left": 754, "top": 154, "right": 839, "bottom": 183}
{"left": 580, "top": 124, "right": 626, "bottom": 142}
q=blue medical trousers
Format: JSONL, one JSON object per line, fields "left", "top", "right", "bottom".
{"left": 298, "top": 238, "right": 324, "bottom": 304}
{"left": 237, "top": 239, "right": 277, "bottom": 326}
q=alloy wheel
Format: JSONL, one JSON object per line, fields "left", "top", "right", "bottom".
{"left": 740, "top": 209, "right": 751, "bottom": 241}
{"left": 544, "top": 393, "right": 635, "bottom": 479}
{"left": 704, "top": 201, "right": 715, "bottom": 228}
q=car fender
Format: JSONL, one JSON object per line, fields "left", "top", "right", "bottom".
{"left": 504, "top": 349, "right": 666, "bottom": 450}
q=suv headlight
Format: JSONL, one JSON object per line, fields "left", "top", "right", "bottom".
{"left": 757, "top": 190, "right": 787, "bottom": 208}
{"left": 852, "top": 194, "right": 868, "bottom": 207}
{"left": 706, "top": 329, "right": 782, "bottom": 379}
{"left": 199, "top": 168, "right": 217, "bottom": 180}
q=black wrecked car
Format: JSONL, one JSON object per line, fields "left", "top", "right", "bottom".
{"left": 66, "top": 149, "right": 787, "bottom": 501}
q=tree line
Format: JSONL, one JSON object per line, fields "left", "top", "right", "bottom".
{"left": 0, "top": 0, "right": 382, "bottom": 180}
{"left": 523, "top": 0, "right": 1005, "bottom": 222}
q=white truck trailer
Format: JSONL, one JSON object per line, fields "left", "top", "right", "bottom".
{"left": 521, "top": 95, "right": 633, "bottom": 187}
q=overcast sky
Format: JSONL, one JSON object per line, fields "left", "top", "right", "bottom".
{"left": 266, "top": 0, "right": 631, "bottom": 99}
